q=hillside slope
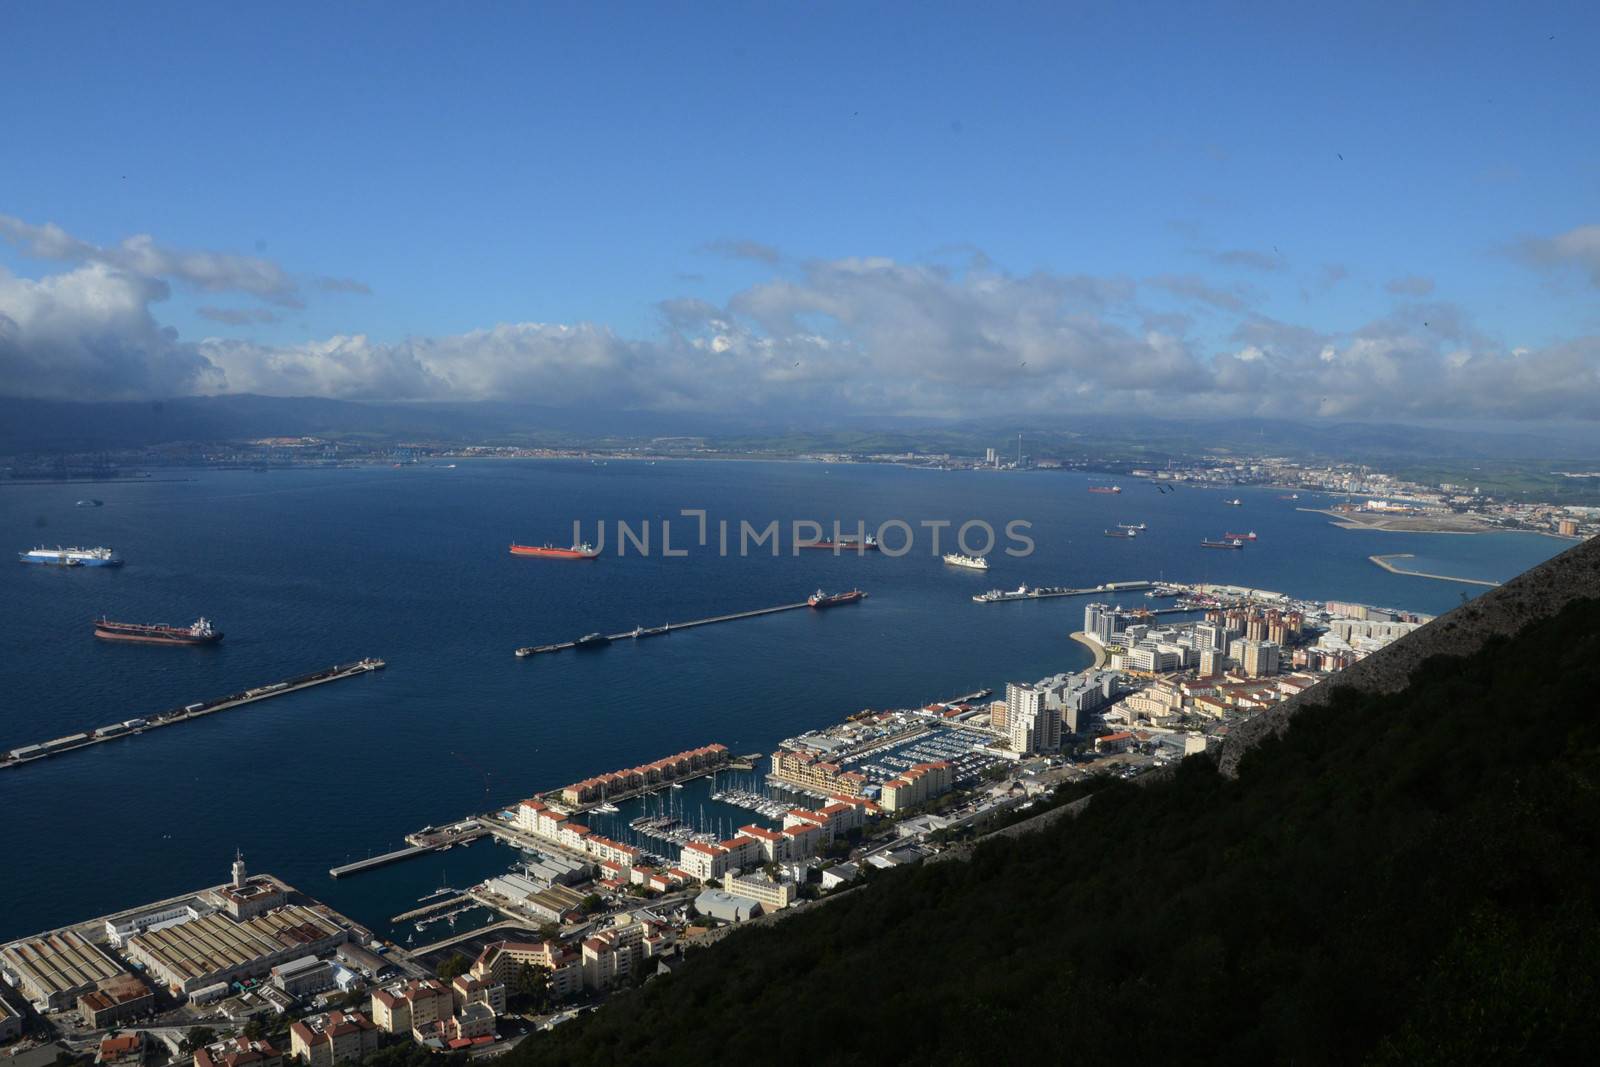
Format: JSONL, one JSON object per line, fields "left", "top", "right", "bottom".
{"left": 511, "top": 591, "right": 1600, "bottom": 1065}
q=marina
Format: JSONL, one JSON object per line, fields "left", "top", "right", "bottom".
{"left": 515, "top": 595, "right": 852, "bottom": 656}
{"left": 0, "top": 658, "right": 385, "bottom": 770}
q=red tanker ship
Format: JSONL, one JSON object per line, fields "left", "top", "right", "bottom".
{"left": 510, "top": 542, "right": 600, "bottom": 560}
{"left": 94, "top": 617, "right": 223, "bottom": 645}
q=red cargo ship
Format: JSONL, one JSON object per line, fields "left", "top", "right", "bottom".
{"left": 94, "top": 617, "right": 223, "bottom": 645}
{"left": 808, "top": 588, "right": 867, "bottom": 609}
{"left": 510, "top": 542, "right": 600, "bottom": 560}
{"left": 1087, "top": 485, "right": 1122, "bottom": 494}
{"left": 1223, "top": 531, "right": 1258, "bottom": 540}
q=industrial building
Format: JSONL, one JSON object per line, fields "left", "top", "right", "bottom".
{"left": 271, "top": 956, "right": 336, "bottom": 999}
{"left": 0, "top": 980, "right": 24, "bottom": 1042}
{"left": 77, "top": 973, "right": 153, "bottom": 1028}
{"left": 693, "top": 890, "right": 762, "bottom": 923}
{"left": 0, "top": 930, "right": 125, "bottom": 1011}
{"left": 521, "top": 884, "right": 587, "bottom": 924}
{"left": 105, "top": 899, "right": 215, "bottom": 948}
{"left": 125, "top": 905, "right": 346, "bottom": 995}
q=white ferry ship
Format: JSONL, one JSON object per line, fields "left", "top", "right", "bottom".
{"left": 942, "top": 552, "right": 989, "bottom": 570}
{"left": 18, "top": 545, "right": 122, "bottom": 567}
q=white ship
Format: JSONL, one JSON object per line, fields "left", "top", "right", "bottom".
{"left": 18, "top": 545, "right": 122, "bottom": 567}
{"left": 973, "top": 584, "right": 1030, "bottom": 603}
{"left": 942, "top": 552, "right": 989, "bottom": 570}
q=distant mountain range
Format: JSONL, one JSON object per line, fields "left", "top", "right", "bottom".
{"left": 0, "top": 393, "right": 1595, "bottom": 467}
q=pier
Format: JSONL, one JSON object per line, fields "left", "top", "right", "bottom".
{"left": 515, "top": 598, "right": 830, "bottom": 657}
{"left": 1370, "top": 553, "right": 1501, "bottom": 587}
{"left": 329, "top": 843, "right": 434, "bottom": 878}
{"left": 1, "top": 658, "right": 385, "bottom": 771}
{"left": 330, "top": 821, "right": 485, "bottom": 878}
{"left": 391, "top": 895, "right": 469, "bottom": 923}
{"left": 973, "top": 580, "right": 1155, "bottom": 604}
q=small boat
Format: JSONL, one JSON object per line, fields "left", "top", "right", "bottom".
{"left": 1224, "top": 498, "right": 1243, "bottom": 506}
{"left": 76, "top": 499, "right": 103, "bottom": 508}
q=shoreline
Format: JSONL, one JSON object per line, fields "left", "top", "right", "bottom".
{"left": 1069, "top": 631, "right": 1109, "bottom": 669}
{"left": 1369, "top": 553, "right": 1501, "bottom": 587}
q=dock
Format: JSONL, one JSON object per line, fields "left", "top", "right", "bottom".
{"left": 516, "top": 598, "right": 828, "bottom": 657}
{"left": 1, "top": 658, "right": 385, "bottom": 771}
{"left": 330, "top": 843, "right": 433, "bottom": 878}
{"left": 972, "top": 580, "right": 1155, "bottom": 604}
{"left": 330, "top": 820, "right": 486, "bottom": 878}
{"left": 391, "top": 894, "right": 471, "bottom": 923}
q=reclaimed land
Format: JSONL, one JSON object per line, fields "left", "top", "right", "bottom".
{"left": 512, "top": 590, "right": 1600, "bottom": 1064}
{"left": 1298, "top": 506, "right": 1488, "bottom": 533}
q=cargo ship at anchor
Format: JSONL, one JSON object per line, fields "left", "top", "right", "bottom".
{"left": 509, "top": 542, "right": 599, "bottom": 560}
{"left": 1087, "top": 485, "right": 1122, "bottom": 494}
{"left": 1200, "top": 538, "right": 1246, "bottom": 550}
{"left": 94, "top": 617, "right": 223, "bottom": 645}
{"left": 1104, "top": 528, "right": 1137, "bottom": 539}
{"left": 808, "top": 588, "right": 866, "bottom": 609}
{"left": 19, "top": 546, "right": 122, "bottom": 567}
{"left": 1223, "top": 531, "right": 1258, "bottom": 541}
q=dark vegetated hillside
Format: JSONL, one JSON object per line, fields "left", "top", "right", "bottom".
{"left": 512, "top": 598, "right": 1600, "bottom": 1066}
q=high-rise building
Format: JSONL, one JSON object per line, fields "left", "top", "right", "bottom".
{"left": 1006, "top": 682, "right": 1060, "bottom": 755}
{"left": 1240, "top": 640, "right": 1281, "bottom": 678}
{"left": 1195, "top": 623, "right": 1226, "bottom": 651}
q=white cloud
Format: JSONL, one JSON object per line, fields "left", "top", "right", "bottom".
{"left": 2, "top": 235, "right": 1599, "bottom": 422}
{"left": 0, "top": 214, "right": 368, "bottom": 307}
{"left": 0, "top": 264, "right": 223, "bottom": 399}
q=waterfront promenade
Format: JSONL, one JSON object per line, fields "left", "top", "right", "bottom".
{"left": 1069, "top": 632, "right": 1109, "bottom": 668}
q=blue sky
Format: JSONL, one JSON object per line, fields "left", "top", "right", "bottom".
{"left": 2, "top": 2, "right": 1597, "bottom": 420}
